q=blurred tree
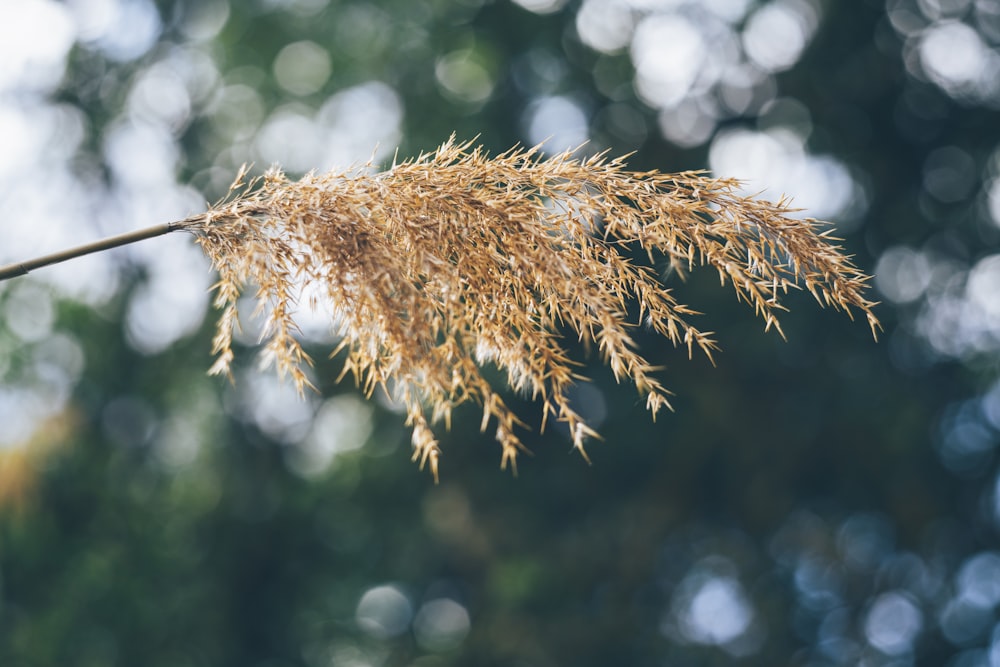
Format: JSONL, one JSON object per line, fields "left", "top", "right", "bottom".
{"left": 1, "top": 0, "right": 999, "bottom": 665}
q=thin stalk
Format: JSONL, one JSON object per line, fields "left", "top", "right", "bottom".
{"left": 0, "top": 218, "right": 199, "bottom": 282}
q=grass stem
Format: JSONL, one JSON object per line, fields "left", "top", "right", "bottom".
{"left": 0, "top": 220, "right": 194, "bottom": 282}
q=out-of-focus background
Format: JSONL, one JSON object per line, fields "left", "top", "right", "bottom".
{"left": 1, "top": 0, "right": 998, "bottom": 664}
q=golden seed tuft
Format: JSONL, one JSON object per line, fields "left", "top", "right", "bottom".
{"left": 192, "top": 138, "right": 880, "bottom": 478}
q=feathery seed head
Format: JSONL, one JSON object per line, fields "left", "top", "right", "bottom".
{"left": 191, "top": 138, "right": 879, "bottom": 481}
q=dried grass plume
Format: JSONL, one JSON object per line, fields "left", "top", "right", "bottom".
{"left": 191, "top": 138, "right": 879, "bottom": 480}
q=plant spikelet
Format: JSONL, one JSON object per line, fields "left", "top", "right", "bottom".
{"left": 192, "top": 138, "right": 879, "bottom": 480}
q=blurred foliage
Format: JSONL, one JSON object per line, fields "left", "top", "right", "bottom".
{"left": 2, "top": 0, "right": 1000, "bottom": 665}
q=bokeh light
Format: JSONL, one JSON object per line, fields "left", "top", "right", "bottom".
{"left": 524, "top": 95, "right": 589, "bottom": 153}
{"left": 875, "top": 246, "right": 934, "bottom": 304}
{"left": 289, "top": 395, "right": 374, "bottom": 477}
{"left": 232, "top": 369, "right": 318, "bottom": 445}
{"left": 708, "top": 127, "right": 860, "bottom": 223}
{"left": 742, "top": 0, "right": 819, "bottom": 73}
{"left": 356, "top": 584, "right": 414, "bottom": 639}
{"left": 435, "top": 50, "right": 495, "bottom": 107}
{"left": 864, "top": 591, "right": 923, "bottom": 656}
{"left": 662, "top": 556, "right": 762, "bottom": 656}
{"left": 67, "top": 0, "right": 162, "bottom": 62}
{"left": 412, "top": 598, "right": 471, "bottom": 651}
{"left": 579, "top": 0, "right": 864, "bottom": 225}
{"left": 0, "top": 0, "right": 75, "bottom": 94}
{"left": 273, "top": 40, "right": 332, "bottom": 96}
{"left": 511, "top": 0, "right": 567, "bottom": 15}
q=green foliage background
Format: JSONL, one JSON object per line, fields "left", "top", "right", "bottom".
{"left": 1, "top": 0, "right": 997, "bottom": 665}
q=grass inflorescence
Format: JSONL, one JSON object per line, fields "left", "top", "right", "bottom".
{"left": 190, "top": 138, "right": 879, "bottom": 481}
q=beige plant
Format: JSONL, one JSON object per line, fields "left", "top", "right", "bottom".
{"left": 184, "top": 138, "right": 879, "bottom": 480}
